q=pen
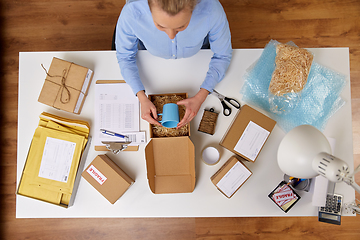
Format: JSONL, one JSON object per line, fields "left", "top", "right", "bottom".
{"left": 100, "top": 129, "right": 128, "bottom": 140}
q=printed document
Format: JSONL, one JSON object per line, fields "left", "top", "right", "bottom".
{"left": 38, "top": 137, "right": 76, "bottom": 183}
{"left": 94, "top": 83, "right": 140, "bottom": 146}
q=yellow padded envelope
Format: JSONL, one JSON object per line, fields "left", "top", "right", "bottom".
{"left": 17, "top": 112, "right": 89, "bottom": 207}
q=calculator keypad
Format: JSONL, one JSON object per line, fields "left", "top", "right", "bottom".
{"left": 319, "top": 194, "right": 343, "bottom": 215}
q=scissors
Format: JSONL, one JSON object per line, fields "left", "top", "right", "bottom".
{"left": 211, "top": 89, "right": 241, "bottom": 116}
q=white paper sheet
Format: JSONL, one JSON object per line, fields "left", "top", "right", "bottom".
{"left": 234, "top": 121, "right": 270, "bottom": 161}
{"left": 94, "top": 83, "right": 140, "bottom": 146}
{"left": 38, "top": 137, "right": 76, "bottom": 183}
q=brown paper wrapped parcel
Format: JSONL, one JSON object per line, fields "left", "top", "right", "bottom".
{"left": 38, "top": 57, "right": 93, "bottom": 114}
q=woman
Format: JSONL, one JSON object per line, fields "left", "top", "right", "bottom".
{"left": 115, "top": 0, "right": 232, "bottom": 129}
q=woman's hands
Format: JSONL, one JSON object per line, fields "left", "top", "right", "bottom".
{"left": 137, "top": 90, "right": 162, "bottom": 127}
{"left": 176, "top": 88, "right": 209, "bottom": 129}
{"left": 137, "top": 88, "right": 209, "bottom": 129}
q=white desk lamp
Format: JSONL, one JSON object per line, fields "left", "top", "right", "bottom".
{"left": 277, "top": 125, "right": 360, "bottom": 213}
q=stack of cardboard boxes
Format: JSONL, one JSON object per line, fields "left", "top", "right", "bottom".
{"left": 212, "top": 105, "right": 276, "bottom": 198}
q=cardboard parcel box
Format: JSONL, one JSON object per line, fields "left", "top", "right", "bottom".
{"left": 211, "top": 156, "right": 252, "bottom": 198}
{"left": 145, "top": 93, "right": 195, "bottom": 194}
{"left": 145, "top": 137, "right": 195, "bottom": 194}
{"left": 38, "top": 57, "right": 93, "bottom": 114}
{"left": 220, "top": 105, "right": 276, "bottom": 162}
{"left": 82, "top": 155, "right": 134, "bottom": 204}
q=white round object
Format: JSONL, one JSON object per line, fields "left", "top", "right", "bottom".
{"left": 202, "top": 147, "right": 220, "bottom": 165}
{"left": 277, "top": 125, "right": 332, "bottom": 179}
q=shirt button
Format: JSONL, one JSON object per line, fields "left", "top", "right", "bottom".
{"left": 173, "top": 55, "right": 175, "bottom": 57}
{"left": 172, "top": 41, "right": 174, "bottom": 43}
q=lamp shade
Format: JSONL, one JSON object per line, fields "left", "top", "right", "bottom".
{"left": 277, "top": 125, "right": 332, "bottom": 179}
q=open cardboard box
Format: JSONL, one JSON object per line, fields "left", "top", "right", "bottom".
{"left": 220, "top": 105, "right": 276, "bottom": 162}
{"left": 145, "top": 93, "right": 195, "bottom": 194}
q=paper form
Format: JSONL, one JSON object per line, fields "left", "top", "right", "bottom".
{"left": 38, "top": 137, "right": 76, "bottom": 183}
{"left": 94, "top": 83, "right": 140, "bottom": 146}
{"left": 216, "top": 162, "right": 252, "bottom": 198}
{"left": 234, "top": 121, "right": 270, "bottom": 161}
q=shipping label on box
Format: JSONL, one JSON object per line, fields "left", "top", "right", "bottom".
{"left": 234, "top": 121, "right": 270, "bottom": 161}
{"left": 219, "top": 105, "right": 276, "bottom": 162}
{"left": 82, "top": 155, "right": 134, "bottom": 204}
{"left": 211, "top": 156, "right": 252, "bottom": 198}
{"left": 38, "top": 57, "right": 93, "bottom": 114}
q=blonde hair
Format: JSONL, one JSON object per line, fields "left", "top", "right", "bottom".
{"left": 148, "top": 0, "right": 198, "bottom": 16}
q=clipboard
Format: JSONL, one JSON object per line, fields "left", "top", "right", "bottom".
{"left": 94, "top": 80, "right": 140, "bottom": 152}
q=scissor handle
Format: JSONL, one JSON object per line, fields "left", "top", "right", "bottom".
{"left": 221, "top": 100, "right": 232, "bottom": 116}
{"left": 224, "top": 97, "right": 241, "bottom": 109}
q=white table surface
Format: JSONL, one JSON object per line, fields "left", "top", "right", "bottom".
{"left": 17, "top": 48, "right": 355, "bottom": 218}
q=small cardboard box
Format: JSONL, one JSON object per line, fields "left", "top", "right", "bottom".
{"left": 38, "top": 57, "right": 93, "bottom": 114}
{"left": 219, "top": 105, "right": 276, "bottom": 162}
{"left": 82, "top": 154, "right": 134, "bottom": 204}
{"left": 145, "top": 93, "right": 195, "bottom": 194}
{"left": 211, "top": 156, "right": 252, "bottom": 198}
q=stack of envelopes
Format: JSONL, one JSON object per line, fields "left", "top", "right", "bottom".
{"left": 17, "top": 112, "right": 90, "bottom": 207}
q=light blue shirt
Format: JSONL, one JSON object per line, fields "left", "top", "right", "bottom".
{"left": 115, "top": 0, "right": 232, "bottom": 95}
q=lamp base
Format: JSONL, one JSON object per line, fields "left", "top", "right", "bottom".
{"left": 284, "top": 174, "right": 312, "bottom": 192}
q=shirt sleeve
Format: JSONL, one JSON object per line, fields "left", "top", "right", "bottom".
{"left": 200, "top": 0, "right": 233, "bottom": 93}
{"left": 115, "top": 4, "right": 145, "bottom": 95}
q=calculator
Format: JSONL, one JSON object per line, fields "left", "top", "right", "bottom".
{"left": 318, "top": 193, "right": 343, "bottom": 225}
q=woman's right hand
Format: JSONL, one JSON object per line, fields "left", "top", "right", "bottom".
{"left": 137, "top": 91, "right": 162, "bottom": 126}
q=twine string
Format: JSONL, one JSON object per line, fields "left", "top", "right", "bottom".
{"left": 41, "top": 64, "right": 71, "bottom": 104}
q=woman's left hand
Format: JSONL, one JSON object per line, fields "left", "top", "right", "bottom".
{"left": 176, "top": 88, "right": 209, "bottom": 129}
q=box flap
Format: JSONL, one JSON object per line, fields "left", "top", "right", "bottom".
{"left": 145, "top": 140, "right": 156, "bottom": 193}
{"left": 154, "top": 175, "right": 193, "bottom": 193}
{"left": 145, "top": 136, "right": 195, "bottom": 194}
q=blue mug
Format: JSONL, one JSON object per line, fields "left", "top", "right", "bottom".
{"left": 158, "top": 103, "right": 180, "bottom": 128}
